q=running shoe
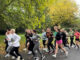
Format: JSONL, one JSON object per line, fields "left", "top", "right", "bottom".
{"left": 16, "top": 56, "right": 20, "bottom": 60}
{"left": 23, "top": 48, "right": 27, "bottom": 51}
{"left": 27, "top": 51, "right": 32, "bottom": 54}
{"left": 65, "top": 51, "right": 68, "bottom": 56}
{"left": 34, "top": 57, "right": 39, "bottom": 60}
{"left": 52, "top": 54, "right": 56, "bottom": 58}
{"left": 12, "top": 56, "right": 16, "bottom": 59}
{"left": 41, "top": 55, "right": 45, "bottom": 60}
{"left": 5, "top": 53, "right": 10, "bottom": 58}
{"left": 21, "top": 59, "right": 24, "bottom": 60}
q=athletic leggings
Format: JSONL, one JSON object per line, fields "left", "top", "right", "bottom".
{"left": 10, "top": 47, "right": 23, "bottom": 59}
{"left": 70, "top": 37, "right": 75, "bottom": 46}
{"left": 32, "top": 43, "right": 42, "bottom": 57}
{"left": 5, "top": 43, "right": 8, "bottom": 53}
{"left": 63, "top": 40, "right": 70, "bottom": 49}
{"left": 28, "top": 41, "right": 34, "bottom": 51}
{"left": 47, "top": 42, "right": 54, "bottom": 52}
{"left": 43, "top": 40, "right": 46, "bottom": 48}
{"left": 4, "top": 40, "right": 8, "bottom": 53}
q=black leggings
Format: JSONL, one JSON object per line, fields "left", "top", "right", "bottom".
{"left": 10, "top": 47, "right": 23, "bottom": 59}
{"left": 28, "top": 41, "right": 34, "bottom": 51}
{"left": 47, "top": 42, "right": 54, "bottom": 52}
{"left": 63, "top": 40, "right": 70, "bottom": 49}
{"left": 70, "top": 37, "right": 75, "bottom": 46}
{"left": 5, "top": 43, "right": 8, "bottom": 53}
{"left": 43, "top": 40, "right": 46, "bottom": 48}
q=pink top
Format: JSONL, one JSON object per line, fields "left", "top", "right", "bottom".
{"left": 74, "top": 32, "right": 80, "bottom": 39}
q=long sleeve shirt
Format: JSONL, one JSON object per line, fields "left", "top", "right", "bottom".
{"left": 30, "top": 34, "right": 41, "bottom": 44}
{"left": 74, "top": 32, "right": 80, "bottom": 39}
{"left": 6, "top": 34, "right": 13, "bottom": 46}
{"left": 12, "top": 33, "right": 21, "bottom": 47}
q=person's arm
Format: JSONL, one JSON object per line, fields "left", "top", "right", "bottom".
{"left": 37, "top": 34, "right": 41, "bottom": 40}
{"left": 30, "top": 36, "right": 34, "bottom": 40}
{"left": 45, "top": 38, "right": 48, "bottom": 44}
{"left": 5, "top": 32, "right": 8, "bottom": 36}
{"left": 6, "top": 35, "right": 12, "bottom": 41}
{"left": 27, "top": 42, "right": 30, "bottom": 49}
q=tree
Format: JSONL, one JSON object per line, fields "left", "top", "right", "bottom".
{"left": 0, "top": 0, "right": 57, "bottom": 31}
{"left": 48, "top": 0, "right": 78, "bottom": 27}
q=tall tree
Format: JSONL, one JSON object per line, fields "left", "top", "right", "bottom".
{"left": 49, "top": 0, "right": 78, "bottom": 27}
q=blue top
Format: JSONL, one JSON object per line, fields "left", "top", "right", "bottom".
{"left": 42, "top": 32, "right": 48, "bottom": 40}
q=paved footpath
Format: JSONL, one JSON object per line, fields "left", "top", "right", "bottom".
{"left": 0, "top": 48, "right": 80, "bottom": 60}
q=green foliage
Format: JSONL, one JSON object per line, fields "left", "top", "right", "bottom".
{"left": 49, "top": 0, "right": 78, "bottom": 27}
{"left": 0, "top": 0, "right": 79, "bottom": 33}
{"left": 0, "top": 0, "right": 57, "bottom": 30}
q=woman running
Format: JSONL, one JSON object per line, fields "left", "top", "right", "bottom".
{"left": 27, "top": 30, "right": 34, "bottom": 54}
{"left": 74, "top": 29, "right": 80, "bottom": 50}
{"left": 31, "top": 30, "right": 45, "bottom": 60}
{"left": 23, "top": 29, "right": 33, "bottom": 54}
{"left": 46, "top": 28, "right": 55, "bottom": 53}
{"left": 52, "top": 29, "right": 68, "bottom": 58}
{"left": 4, "top": 29, "right": 11, "bottom": 57}
{"left": 53, "top": 26, "right": 58, "bottom": 47}
{"left": 9, "top": 29, "right": 24, "bottom": 60}
{"left": 64, "top": 30, "right": 70, "bottom": 46}
{"left": 69, "top": 28, "right": 75, "bottom": 47}
{"left": 42, "top": 29, "right": 47, "bottom": 50}
{"left": 61, "top": 29, "right": 70, "bottom": 49}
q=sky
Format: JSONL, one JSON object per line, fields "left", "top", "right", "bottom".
{"left": 74, "top": 0, "right": 80, "bottom": 17}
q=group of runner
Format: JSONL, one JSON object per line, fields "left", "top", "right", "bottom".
{"left": 4, "top": 26, "right": 80, "bottom": 60}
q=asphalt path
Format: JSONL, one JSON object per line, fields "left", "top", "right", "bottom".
{"left": 0, "top": 47, "right": 80, "bottom": 60}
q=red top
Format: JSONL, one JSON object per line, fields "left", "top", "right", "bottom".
{"left": 74, "top": 32, "right": 80, "bottom": 39}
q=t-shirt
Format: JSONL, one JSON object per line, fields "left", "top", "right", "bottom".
{"left": 69, "top": 31, "right": 74, "bottom": 37}
{"left": 56, "top": 32, "right": 62, "bottom": 41}
{"left": 46, "top": 32, "right": 53, "bottom": 43}
{"left": 53, "top": 32, "right": 57, "bottom": 37}
{"left": 42, "top": 32, "right": 47, "bottom": 40}
{"left": 74, "top": 32, "right": 80, "bottom": 39}
{"left": 25, "top": 33, "right": 33, "bottom": 42}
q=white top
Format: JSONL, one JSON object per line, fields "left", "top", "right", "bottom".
{"left": 12, "top": 33, "right": 21, "bottom": 47}
{"left": 7, "top": 34, "right": 13, "bottom": 46}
